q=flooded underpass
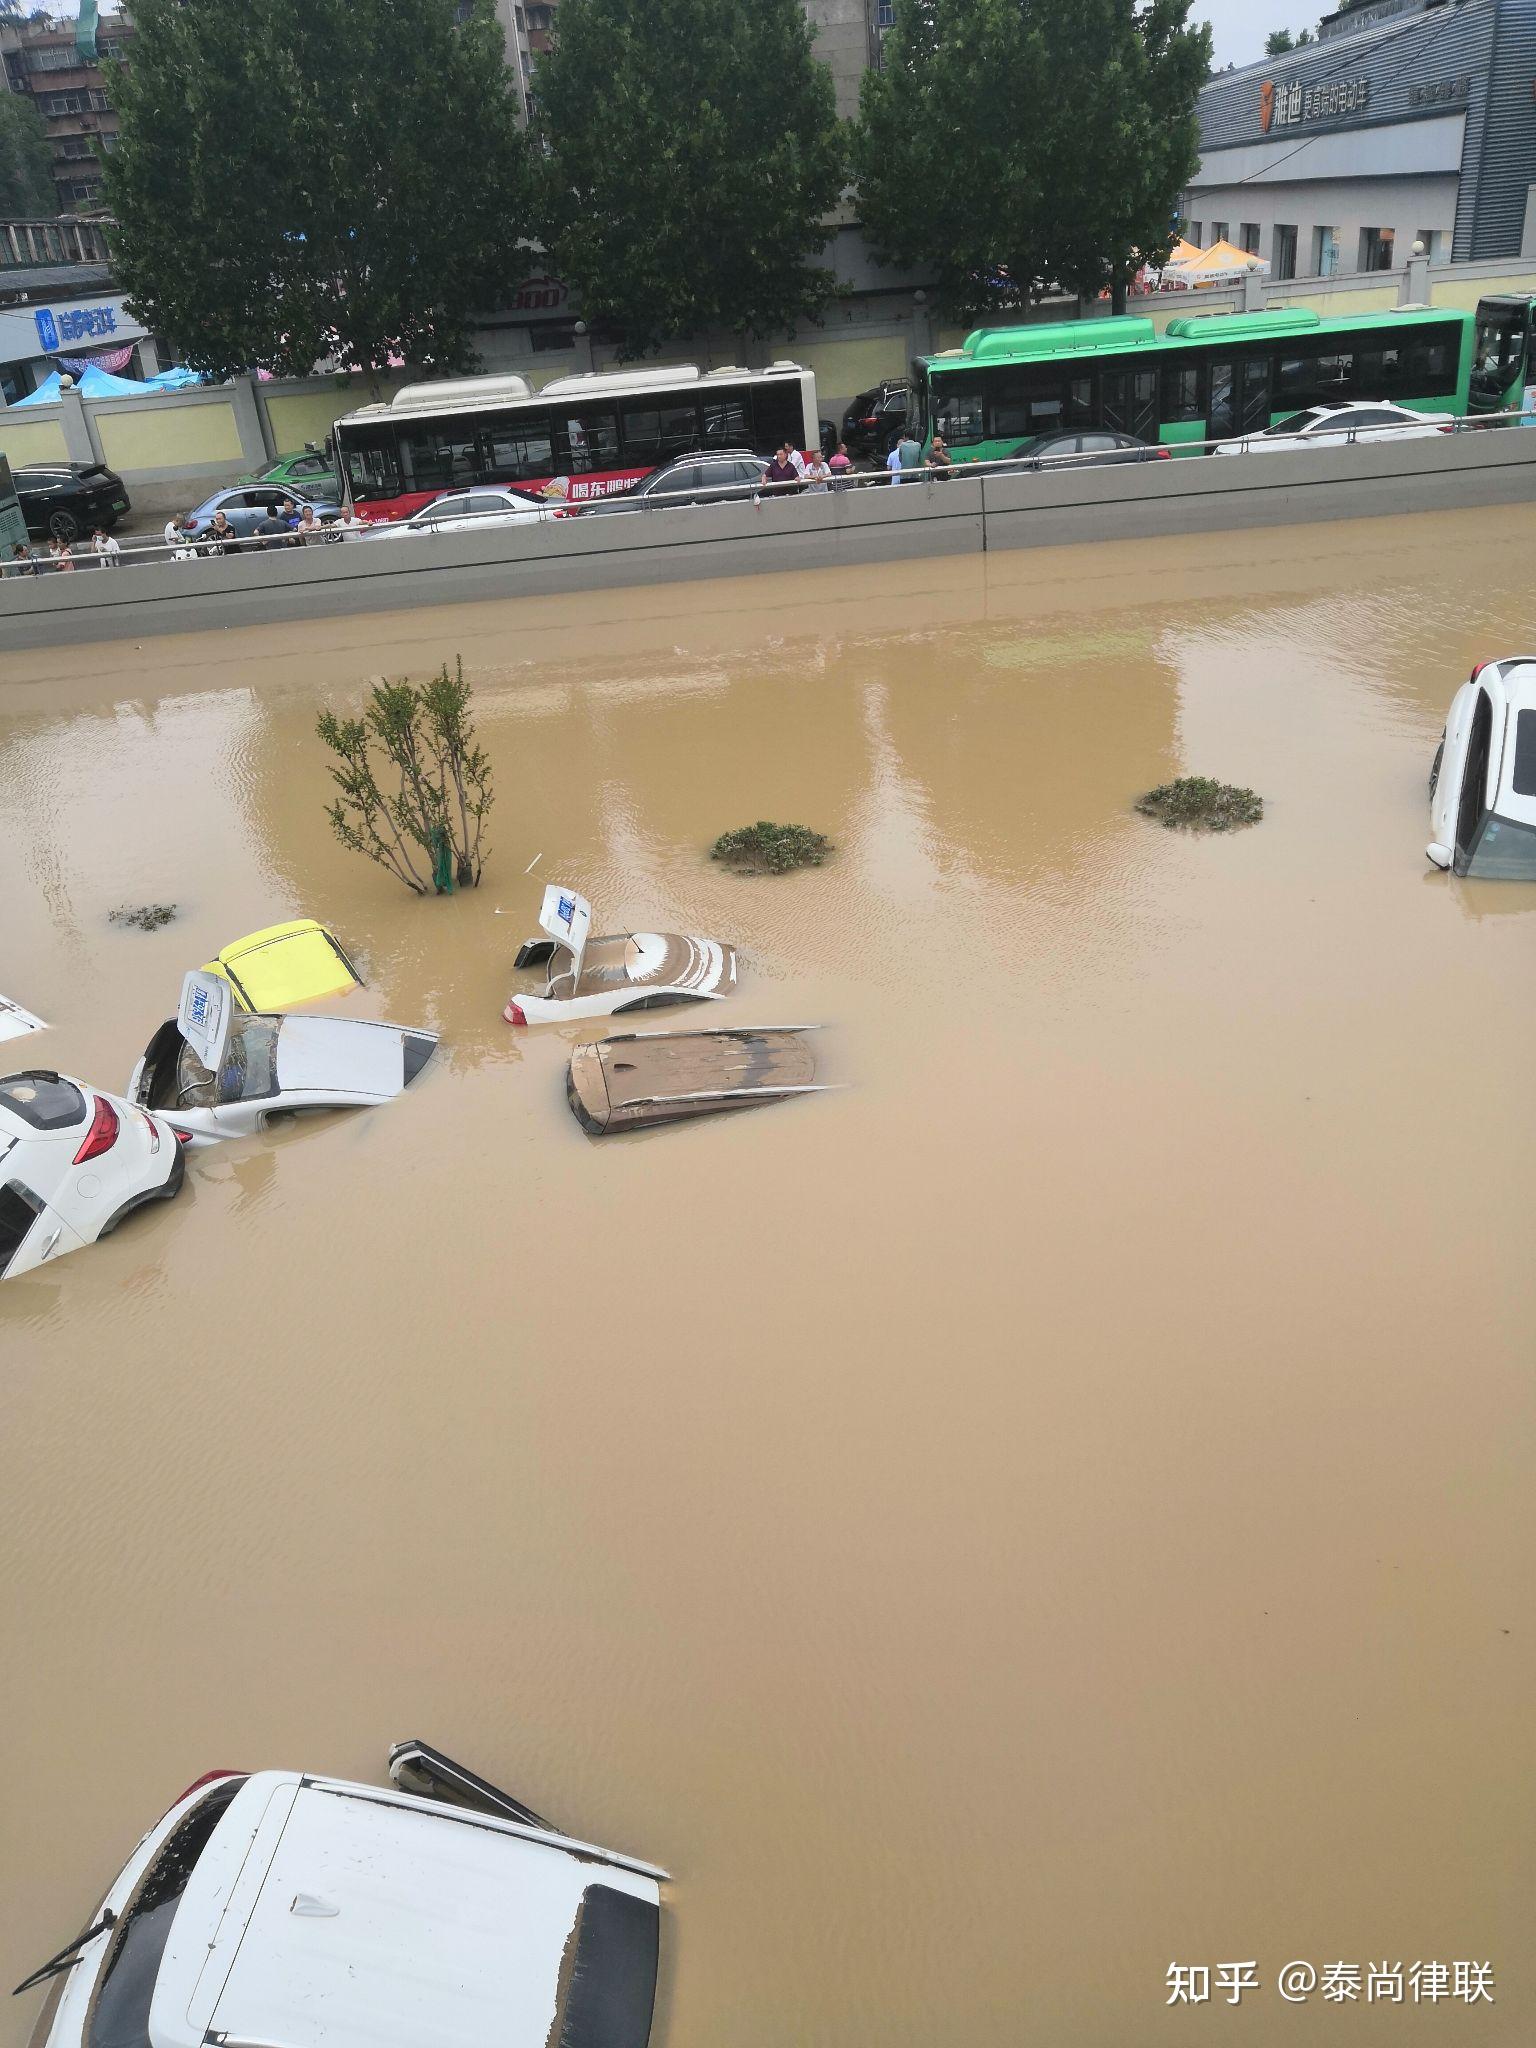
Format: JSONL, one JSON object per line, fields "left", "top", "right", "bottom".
{"left": 2, "top": 508, "right": 1532, "bottom": 2045}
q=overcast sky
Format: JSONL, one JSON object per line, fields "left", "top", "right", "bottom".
{"left": 1198, "top": 0, "right": 1321, "bottom": 68}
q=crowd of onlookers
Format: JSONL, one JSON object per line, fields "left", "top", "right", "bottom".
{"left": 761, "top": 431, "right": 953, "bottom": 492}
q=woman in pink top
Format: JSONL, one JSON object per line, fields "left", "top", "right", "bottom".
{"left": 828, "top": 440, "right": 853, "bottom": 492}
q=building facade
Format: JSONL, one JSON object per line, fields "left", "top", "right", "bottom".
{"left": 0, "top": 6, "right": 133, "bottom": 215}
{"left": 1188, "top": 0, "right": 1536, "bottom": 280}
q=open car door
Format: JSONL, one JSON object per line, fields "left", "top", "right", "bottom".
{"left": 203, "top": 919, "right": 362, "bottom": 1012}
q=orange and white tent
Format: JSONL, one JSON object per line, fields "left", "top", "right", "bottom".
{"left": 1162, "top": 238, "right": 1270, "bottom": 288}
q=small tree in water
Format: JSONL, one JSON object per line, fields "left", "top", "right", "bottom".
{"left": 317, "top": 658, "right": 493, "bottom": 894}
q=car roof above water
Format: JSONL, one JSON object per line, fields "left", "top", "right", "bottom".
{"left": 149, "top": 1773, "right": 663, "bottom": 2048}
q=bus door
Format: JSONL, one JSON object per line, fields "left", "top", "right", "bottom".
{"left": 552, "top": 406, "right": 625, "bottom": 502}
{"left": 1206, "top": 357, "right": 1271, "bottom": 441}
{"left": 1100, "top": 367, "right": 1158, "bottom": 442}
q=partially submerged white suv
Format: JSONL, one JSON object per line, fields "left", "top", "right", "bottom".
{"left": 1427, "top": 657, "right": 1536, "bottom": 877}
{"left": 18, "top": 1745, "right": 667, "bottom": 2048}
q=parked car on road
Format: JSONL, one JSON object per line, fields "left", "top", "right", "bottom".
{"left": 841, "top": 381, "right": 909, "bottom": 460}
{"left": 1211, "top": 402, "right": 1453, "bottom": 455}
{"left": 567, "top": 1024, "right": 833, "bottom": 1134}
{"left": 13, "top": 1740, "right": 667, "bottom": 2048}
{"left": 0, "top": 1068, "right": 184, "bottom": 1280}
{"left": 14, "top": 460, "right": 130, "bottom": 542}
{"left": 1426, "top": 657, "right": 1536, "bottom": 878}
{"left": 182, "top": 482, "right": 342, "bottom": 539}
{"left": 128, "top": 919, "right": 436, "bottom": 1145}
{"left": 507, "top": 884, "right": 736, "bottom": 1024}
{"left": 990, "top": 430, "right": 1169, "bottom": 475}
{"left": 356, "top": 486, "right": 552, "bottom": 540}
{"left": 580, "top": 451, "right": 768, "bottom": 513}
{"left": 239, "top": 447, "right": 340, "bottom": 494}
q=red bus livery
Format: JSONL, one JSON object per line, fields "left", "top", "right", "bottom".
{"left": 334, "top": 362, "right": 819, "bottom": 523}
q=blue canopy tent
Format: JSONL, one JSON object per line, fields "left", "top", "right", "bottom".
{"left": 144, "top": 365, "right": 207, "bottom": 390}
{"left": 76, "top": 364, "right": 152, "bottom": 398}
{"left": 10, "top": 371, "right": 66, "bottom": 407}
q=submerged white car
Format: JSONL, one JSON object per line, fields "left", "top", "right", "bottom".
{"left": 127, "top": 919, "right": 438, "bottom": 1146}
{"left": 15, "top": 1740, "right": 667, "bottom": 2048}
{"left": 0, "top": 1069, "right": 184, "bottom": 1280}
{"left": 1426, "top": 656, "right": 1536, "bottom": 877}
{"left": 505, "top": 883, "right": 737, "bottom": 1025}
{"left": 1211, "top": 401, "right": 1453, "bottom": 455}
{"left": 358, "top": 487, "right": 552, "bottom": 539}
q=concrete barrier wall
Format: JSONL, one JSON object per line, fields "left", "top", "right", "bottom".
{"left": 91, "top": 395, "right": 245, "bottom": 476}
{"left": 5, "top": 428, "right": 1535, "bottom": 652}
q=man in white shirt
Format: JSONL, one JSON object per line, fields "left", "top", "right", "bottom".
{"left": 91, "top": 527, "right": 121, "bottom": 567}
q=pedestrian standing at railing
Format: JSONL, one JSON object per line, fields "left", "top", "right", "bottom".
{"left": 763, "top": 445, "right": 802, "bottom": 494}
{"left": 896, "top": 429, "right": 922, "bottom": 480}
{"left": 91, "top": 526, "right": 120, "bottom": 567}
{"left": 204, "top": 510, "right": 236, "bottom": 556}
{"left": 255, "top": 502, "right": 291, "bottom": 551}
{"left": 802, "top": 449, "right": 832, "bottom": 493}
{"left": 163, "top": 515, "right": 185, "bottom": 551}
{"left": 927, "top": 433, "right": 953, "bottom": 481}
{"left": 49, "top": 536, "right": 76, "bottom": 571}
{"left": 828, "top": 441, "right": 853, "bottom": 490}
{"left": 295, "top": 505, "right": 323, "bottom": 543}
{"left": 7, "top": 541, "right": 40, "bottom": 575}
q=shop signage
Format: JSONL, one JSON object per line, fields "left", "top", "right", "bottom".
{"left": 1408, "top": 73, "right": 1471, "bottom": 108}
{"left": 509, "top": 273, "right": 568, "bottom": 314}
{"left": 34, "top": 304, "right": 119, "bottom": 350}
{"left": 1260, "top": 75, "right": 1370, "bottom": 132}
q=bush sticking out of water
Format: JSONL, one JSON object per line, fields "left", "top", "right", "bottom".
{"left": 711, "top": 821, "right": 832, "bottom": 874}
{"left": 109, "top": 903, "right": 177, "bottom": 931}
{"left": 1136, "top": 778, "right": 1264, "bottom": 834}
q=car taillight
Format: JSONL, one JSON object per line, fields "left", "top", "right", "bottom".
{"left": 1471, "top": 661, "right": 1490, "bottom": 681}
{"left": 73, "top": 1094, "right": 119, "bottom": 1164}
{"left": 1436, "top": 422, "right": 1455, "bottom": 433}
{"left": 504, "top": 1000, "right": 528, "bottom": 1026}
{"left": 1156, "top": 447, "right": 1171, "bottom": 458}
{"left": 860, "top": 416, "right": 878, "bottom": 426}
{"left": 173, "top": 1127, "right": 193, "bottom": 1145}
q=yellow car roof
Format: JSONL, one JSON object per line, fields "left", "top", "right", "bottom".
{"left": 202, "top": 919, "right": 362, "bottom": 1012}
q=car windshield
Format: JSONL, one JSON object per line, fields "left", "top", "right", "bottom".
{"left": 87, "top": 1782, "right": 242, "bottom": 2048}
{"left": 1465, "top": 811, "right": 1536, "bottom": 880}
{"left": 1264, "top": 411, "right": 1322, "bottom": 437}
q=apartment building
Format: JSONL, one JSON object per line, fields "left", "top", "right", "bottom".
{"left": 0, "top": 6, "right": 133, "bottom": 215}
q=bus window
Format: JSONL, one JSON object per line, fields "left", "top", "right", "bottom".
{"left": 750, "top": 380, "right": 805, "bottom": 453}
{"left": 481, "top": 415, "right": 555, "bottom": 482}
{"left": 1160, "top": 359, "right": 1203, "bottom": 424}
{"left": 1403, "top": 328, "right": 1459, "bottom": 395}
{"left": 620, "top": 399, "right": 700, "bottom": 466}
{"left": 700, "top": 390, "right": 751, "bottom": 447}
{"left": 985, "top": 364, "right": 1085, "bottom": 440}
{"left": 1472, "top": 302, "right": 1525, "bottom": 403}
{"left": 1066, "top": 376, "right": 1094, "bottom": 428}
{"left": 558, "top": 408, "right": 620, "bottom": 472}
{"left": 932, "top": 380, "right": 984, "bottom": 444}
{"left": 1102, "top": 368, "right": 1155, "bottom": 439}
{"left": 1353, "top": 345, "right": 1401, "bottom": 397}
{"left": 343, "top": 427, "right": 401, "bottom": 502}
{"left": 1237, "top": 357, "right": 1271, "bottom": 433}
{"left": 1208, "top": 360, "right": 1234, "bottom": 438}
{"left": 397, "top": 422, "right": 480, "bottom": 492}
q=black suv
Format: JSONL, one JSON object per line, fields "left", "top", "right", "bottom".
{"left": 582, "top": 450, "right": 768, "bottom": 513}
{"left": 14, "top": 460, "right": 131, "bottom": 542}
{"left": 841, "top": 381, "right": 908, "bottom": 460}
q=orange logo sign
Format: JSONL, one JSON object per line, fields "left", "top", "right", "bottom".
{"left": 1260, "top": 79, "right": 1275, "bottom": 132}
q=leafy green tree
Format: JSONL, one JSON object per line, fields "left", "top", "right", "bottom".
{"left": 0, "top": 89, "right": 55, "bottom": 217}
{"left": 532, "top": 0, "right": 846, "bottom": 356}
{"left": 1265, "top": 28, "right": 1295, "bottom": 51}
{"left": 854, "top": 0, "right": 1209, "bottom": 322}
{"left": 101, "top": 0, "right": 527, "bottom": 382}
{"left": 318, "top": 659, "right": 494, "bottom": 894}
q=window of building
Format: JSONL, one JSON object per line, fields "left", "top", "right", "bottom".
{"left": 1359, "top": 227, "right": 1394, "bottom": 272}
{"left": 876, "top": 0, "right": 895, "bottom": 22}
{"left": 1210, "top": 220, "right": 1228, "bottom": 245}
{"left": 531, "top": 321, "right": 577, "bottom": 352}
{"left": 1273, "top": 224, "right": 1298, "bottom": 280}
{"left": 0, "top": 359, "right": 32, "bottom": 406}
{"left": 1312, "top": 226, "right": 1339, "bottom": 277}
{"left": 1187, "top": 221, "right": 1201, "bottom": 246}
{"left": 1240, "top": 223, "right": 1260, "bottom": 255}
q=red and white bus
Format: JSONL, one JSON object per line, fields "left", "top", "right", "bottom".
{"left": 333, "top": 361, "right": 820, "bottom": 522}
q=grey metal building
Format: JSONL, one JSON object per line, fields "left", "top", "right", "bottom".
{"left": 1187, "top": 0, "right": 1536, "bottom": 279}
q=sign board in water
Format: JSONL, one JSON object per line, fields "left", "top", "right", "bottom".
{"left": 0, "top": 454, "right": 29, "bottom": 556}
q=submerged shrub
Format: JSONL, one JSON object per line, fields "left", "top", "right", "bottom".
{"left": 109, "top": 903, "right": 177, "bottom": 930}
{"left": 711, "top": 821, "right": 832, "bottom": 874}
{"left": 1136, "top": 777, "right": 1264, "bottom": 834}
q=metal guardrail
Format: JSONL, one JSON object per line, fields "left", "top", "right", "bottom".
{"left": 6, "top": 407, "right": 1532, "bottom": 581}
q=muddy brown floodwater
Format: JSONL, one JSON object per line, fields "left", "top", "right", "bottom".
{"left": 2, "top": 509, "right": 1533, "bottom": 2046}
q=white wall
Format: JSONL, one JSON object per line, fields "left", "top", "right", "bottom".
{"left": 1187, "top": 173, "right": 1460, "bottom": 276}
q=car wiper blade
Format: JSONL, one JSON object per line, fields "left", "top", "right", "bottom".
{"left": 12, "top": 1910, "right": 115, "bottom": 1996}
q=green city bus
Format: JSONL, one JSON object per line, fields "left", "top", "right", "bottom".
{"left": 909, "top": 303, "right": 1488, "bottom": 463}
{"left": 1470, "top": 293, "right": 1536, "bottom": 414}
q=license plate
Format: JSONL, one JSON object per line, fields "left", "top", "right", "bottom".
{"left": 111, "top": 498, "right": 127, "bottom": 512}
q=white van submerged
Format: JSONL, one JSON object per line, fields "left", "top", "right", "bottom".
{"left": 16, "top": 1743, "right": 667, "bottom": 2048}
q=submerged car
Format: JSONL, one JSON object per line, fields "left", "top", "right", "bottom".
{"left": 128, "top": 918, "right": 437, "bottom": 1146}
{"left": 14, "top": 1739, "right": 667, "bottom": 2048}
{"left": 1426, "top": 657, "right": 1536, "bottom": 877}
{"left": 567, "top": 1024, "right": 833, "bottom": 1134}
{"left": 991, "top": 429, "right": 1168, "bottom": 474}
{"left": 1211, "top": 401, "right": 1453, "bottom": 456}
{"left": 356, "top": 485, "right": 552, "bottom": 539}
{"left": 0, "top": 992, "right": 46, "bottom": 1045}
{"left": 0, "top": 1069, "right": 184, "bottom": 1280}
{"left": 506, "top": 884, "right": 736, "bottom": 1024}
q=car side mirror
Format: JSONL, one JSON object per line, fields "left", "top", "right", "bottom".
{"left": 1425, "top": 842, "right": 1453, "bottom": 870}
